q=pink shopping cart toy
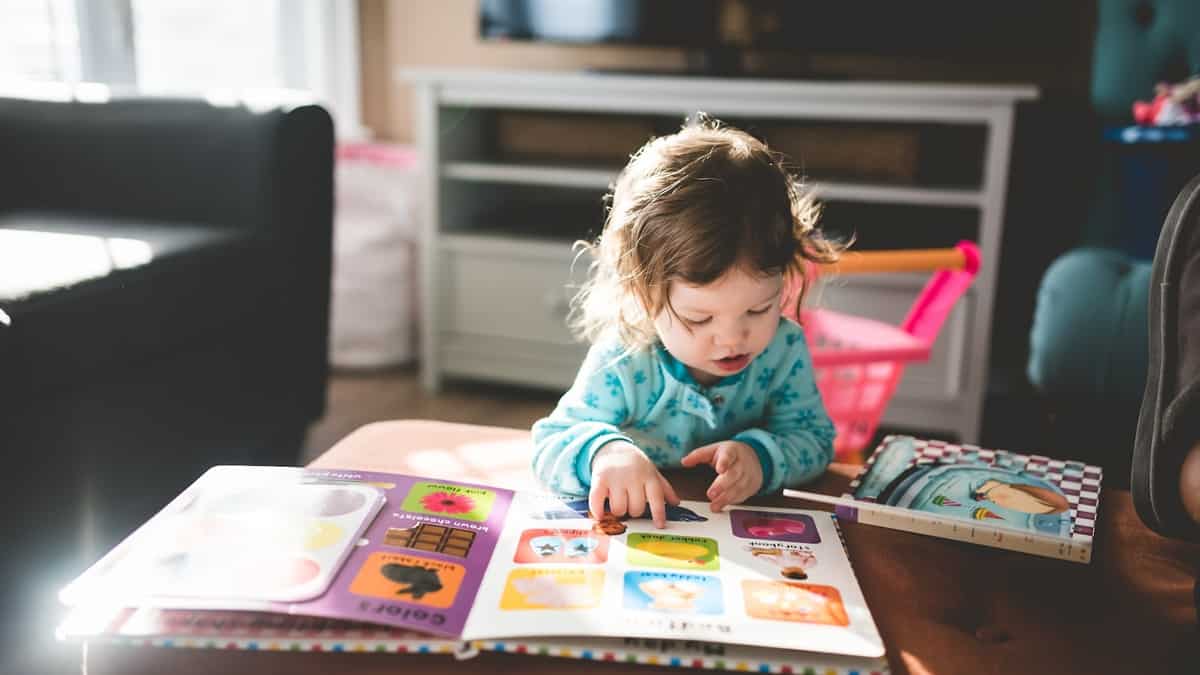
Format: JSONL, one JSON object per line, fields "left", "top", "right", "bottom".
{"left": 782, "top": 241, "right": 981, "bottom": 461}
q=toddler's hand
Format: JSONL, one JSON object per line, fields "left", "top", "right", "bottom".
{"left": 680, "top": 441, "right": 763, "bottom": 512}
{"left": 590, "top": 441, "right": 680, "bottom": 528}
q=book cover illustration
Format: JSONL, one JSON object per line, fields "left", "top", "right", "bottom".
{"left": 848, "top": 436, "right": 1102, "bottom": 546}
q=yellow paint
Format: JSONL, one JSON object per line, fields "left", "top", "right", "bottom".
{"left": 305, "top": 521, "right": 346, "bottom": 550}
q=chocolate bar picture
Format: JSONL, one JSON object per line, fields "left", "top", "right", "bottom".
{"left": 385, "top": 524, "right": 477, "bottom": 557}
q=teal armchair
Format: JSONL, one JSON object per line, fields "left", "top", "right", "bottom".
{"left": 1028, "top": 0, "right": 1200, "bottom": 481}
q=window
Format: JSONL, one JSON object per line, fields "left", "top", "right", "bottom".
{"left": 131, "top": 0, "right": 286, "bottom": 93}
{"left": 0, "top": 0, "right": 80, "bottom": 83}
{"left": 0, "top": 0, "right": 363, "bottom": 137}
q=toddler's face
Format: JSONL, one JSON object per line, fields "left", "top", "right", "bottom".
{"left": 653, "top": 266, "right": 783, "bottom": 386}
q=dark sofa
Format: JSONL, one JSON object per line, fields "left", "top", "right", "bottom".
{"left": 0, "top": 96, "right": 333, "bottom": 673}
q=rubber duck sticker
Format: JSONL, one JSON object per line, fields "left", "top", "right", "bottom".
{"left": 626, "top": 534, "right": 719, "bottom": 571}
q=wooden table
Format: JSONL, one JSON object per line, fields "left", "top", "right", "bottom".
{"left": 84, "top": 420, "right": 1199, "bottom": 675}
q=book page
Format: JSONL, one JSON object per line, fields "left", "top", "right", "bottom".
{"left": 287, "top": 469, "right": 515, "bottom": 637}
{"left": 461, "top": 494, "right": 884, "bottom": 658}
{"left": 61, "top": 467, "right": 517, "bottom": 639}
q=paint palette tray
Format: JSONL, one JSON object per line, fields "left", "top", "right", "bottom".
{"left": 61, "top": 466, "right": 385, "bottom": 606}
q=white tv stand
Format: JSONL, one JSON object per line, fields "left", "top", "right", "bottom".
{"left": 403, "top": 68, "right": 1036, "bottom": 444}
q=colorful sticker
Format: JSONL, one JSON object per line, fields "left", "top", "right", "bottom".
{"left": 741, "top": 580, "right": 849, "bottom": 625}
{"left": 626, "top": 533, "right": 719, "bottom": 571}
{"left": 743, "top": 543, "right": 818, "bottom": 580}
{"left": 514, "top": 529, "right": 608, "bottom": 564}
{"left": 384, "top": 523, "right": 477, "bottom": 557}
{"left": 499, "top": 568, "right": 605, "bottom": 610}
{"left": 348, "top": 552, "right": 465, "bottom": 608}
{"left": 623, "top": 571, "right": 723, "bottom": 614}
{"left": 730, "top": 510, "right": 820, "bottom": 543}
{"left": 401, "top": 482, "right": 496, "bottom": 522}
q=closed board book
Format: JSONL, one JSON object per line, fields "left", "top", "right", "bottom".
{"left": 785, "top": 435, "right": 1103, "bottom": 563}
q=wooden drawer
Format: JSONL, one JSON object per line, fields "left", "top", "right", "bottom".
{"left": 438, "top": 237, "right": 589, "bottom": 347}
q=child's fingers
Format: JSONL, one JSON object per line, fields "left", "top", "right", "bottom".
{"left": 607, "top": 487, "right": 628, "bottom": 517}
{"left": 680, "top": 443, "right": 718, "bottom": 467}
{"left": 645, "top": 480, "right": 667, "bottom": 528}
{"left": 707, "top": 466, "right": 741, "bottom": 498}
{"left": 627, "top": 486, "right": 647, "bottom": 521}
{"left": 658, "top": 474, "right": 682, "bottom": 505}
{"left": 715, "top": 444, "right": 738, "bottom": 474}
{"left": 589, "top": 481, "right": 607, "bottom": 519}
{"left": 708, "top": 470, "right": 750, "bottom": 511}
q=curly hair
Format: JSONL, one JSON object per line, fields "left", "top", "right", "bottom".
{"left": 570, "top": 116, "right": 844, "bottom": 349}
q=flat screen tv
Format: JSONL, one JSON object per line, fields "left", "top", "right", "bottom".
{"left": 480, "top": 0, "right": 1079, "bottom": 77}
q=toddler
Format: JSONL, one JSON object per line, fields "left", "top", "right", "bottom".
{"left": 532, "top": 118, "right": 841, "bottom": 527}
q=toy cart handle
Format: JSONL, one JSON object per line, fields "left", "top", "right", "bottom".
{"left": 807, "top": 240, "right": 981, "bottom": 346}
{"left": 818, "top": 243, "right": 980, "bottom": 276}
{"left": 896, "top": 241, "right": 980, "bottom": 343}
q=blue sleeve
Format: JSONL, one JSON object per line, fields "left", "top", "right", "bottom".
{"left": 531, "top": 343, "right": 637, "bottom": 496}
{"left": 733, "top": 327, "right": 835, "bottom": 493}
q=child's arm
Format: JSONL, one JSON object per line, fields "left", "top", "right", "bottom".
{"left": 531, "top": 343, "right": 638, "bottom": 497}
{"left": 732, "top": 328, "right": 836, "bottom": 494}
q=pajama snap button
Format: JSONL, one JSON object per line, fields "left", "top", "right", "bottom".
{"left": 711, "top": 395, "right": 724, "bottom": 406}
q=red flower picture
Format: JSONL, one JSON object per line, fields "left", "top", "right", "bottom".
{"left": 420, "top": 491, "right": 475, "bottom": 515}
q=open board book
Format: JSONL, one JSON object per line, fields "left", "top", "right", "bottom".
{"left": 786, "top": 436, "right": 1103, "bottom": 563}
{"left": 59, "top": 466, "right": 888, "bottom": 674}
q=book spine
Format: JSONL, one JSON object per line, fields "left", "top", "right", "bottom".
{"left": 851, "top": 507, "right": 1092, "bottom": 563}
{"left": 834, "top": 504, "right": 861, "bottom": 522}
{"left": 99, "top": 635, "right": 465, "bottom": 654}
{"left": 475, "top": 640, "right": 888, "bottom": 675}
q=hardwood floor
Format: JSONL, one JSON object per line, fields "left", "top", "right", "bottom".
{"left": 301, "top": 367, "right": 561, "bottom": 463}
